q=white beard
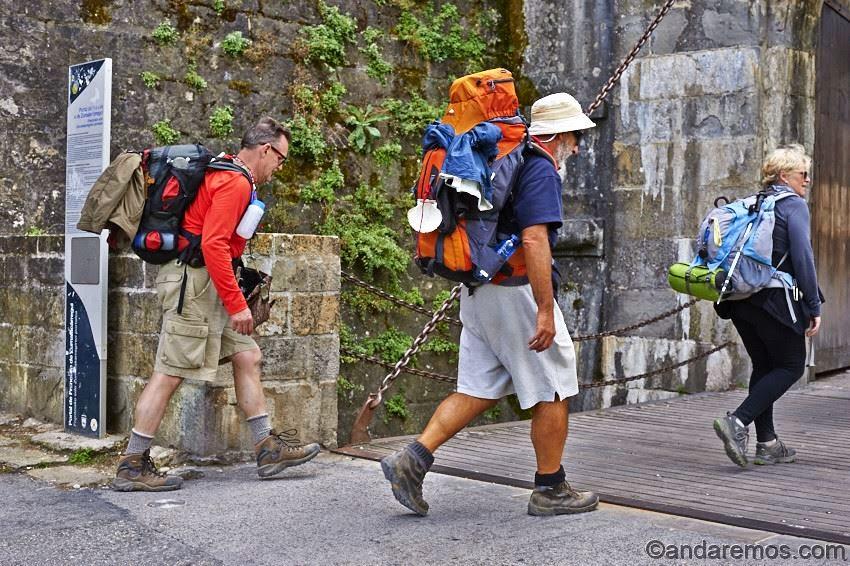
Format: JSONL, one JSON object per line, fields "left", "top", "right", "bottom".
{"left": 555, "top": 144, "right": 571, "bottom": 182}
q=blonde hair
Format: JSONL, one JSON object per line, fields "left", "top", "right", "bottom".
{"left": 761, "top": 144, "right": 812, "bottom": 187}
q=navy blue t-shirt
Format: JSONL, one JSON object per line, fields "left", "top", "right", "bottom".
{"left": 498, "top": 153, "right": 563, "bottom": 246}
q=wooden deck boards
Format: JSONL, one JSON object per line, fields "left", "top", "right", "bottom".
{"left": 336, "top": 382, "right": 850, "bottom": 544}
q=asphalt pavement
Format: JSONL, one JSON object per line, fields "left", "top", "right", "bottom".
{"left": 1, "top": 452, "right": 847, "bottom": 565}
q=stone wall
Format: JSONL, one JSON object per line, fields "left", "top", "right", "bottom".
{"left": 0, "top": 233, "right": 340, "bottom": 457}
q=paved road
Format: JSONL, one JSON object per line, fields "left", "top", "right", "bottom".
{"left": 1, "top": 453, "right": 847, "bottom": 565}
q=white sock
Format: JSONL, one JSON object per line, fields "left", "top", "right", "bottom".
{"left": 759, "top": 438, "right": 778, "bottom": 447}
{"left": 734, "top": 417, "right": 746, "bottom": 429}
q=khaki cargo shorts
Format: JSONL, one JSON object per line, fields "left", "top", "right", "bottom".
{"left": 153, "top": 260, "right": 257, "bottom": 381}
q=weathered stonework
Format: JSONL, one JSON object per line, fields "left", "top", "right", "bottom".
{"left": 0, "top": 234, "right": 340, "bottom": 457}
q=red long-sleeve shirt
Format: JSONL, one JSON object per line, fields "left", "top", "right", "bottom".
{"left": 179, "top": 168, "right": 251, "bottom": 315}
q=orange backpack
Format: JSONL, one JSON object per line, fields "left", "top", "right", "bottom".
{"left": 412, "top": 69, "right": 539, "bottom": 284}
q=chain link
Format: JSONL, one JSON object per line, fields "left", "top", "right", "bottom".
{"left": 573, "top": 298, "right": 697, "bottom": 342}
{"left": 586, "top": 0, "right": 676, "bottom": 115}
{"left": 346, "top": 341, "right": 731, "bottom": 390}
{"left": 367, "top": 285, "right": 463, "bottom": 407}
{"left": 341, "top": 271, "right": 462, "bottom": 327}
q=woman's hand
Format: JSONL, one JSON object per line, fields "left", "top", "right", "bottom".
{"left": 805, "top": 316, "right": 821, "bottom": 337}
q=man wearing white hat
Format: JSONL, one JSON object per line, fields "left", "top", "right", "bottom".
{"left": 381, "top": 92, "right": 599, "bottom": 517}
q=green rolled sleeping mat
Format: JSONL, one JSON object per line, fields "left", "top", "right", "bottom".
{"left": 667, "top": 263, "right": 727, "bottom": 302}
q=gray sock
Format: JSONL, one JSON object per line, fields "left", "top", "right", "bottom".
{"left": 247, "top": 413, "right": 271, "bottom": 445}
{"left": 126, "top": 429, "right": 154, "bottom": 455}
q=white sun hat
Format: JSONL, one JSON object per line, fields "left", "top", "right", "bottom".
{"left": 528, "top": 92, "right": 596, "bottom": 136}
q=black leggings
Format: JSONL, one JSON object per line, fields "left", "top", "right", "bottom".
{"left": 730, "top": 302, "right": 806, "bottom": 442}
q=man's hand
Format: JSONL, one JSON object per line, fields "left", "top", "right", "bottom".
{"left": 230, "top": 307, "right": 254, "bottom": 336}
{"left": 529, "top": 308, "right": 556, "bottom": 352}
{"left": 805, "top": 316, "right": 821, "bottom": 337}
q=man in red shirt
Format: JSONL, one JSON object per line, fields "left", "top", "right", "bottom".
{"left": 113, "top": 118, "right": 321, "bottom": 492}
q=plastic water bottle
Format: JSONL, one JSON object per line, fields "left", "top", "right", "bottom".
{"left": 495, "top": 234, "right": 519, "bottom": 260}
{"left": 236, "top": 199, "right": 265, "bottom": 239}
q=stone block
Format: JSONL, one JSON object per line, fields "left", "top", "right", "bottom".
{"left": 106, "top": 375, "right": 147, "bottom": 433}
{"left": 274, "top": 234, "right": 340, "bottom": 258}
{"left": 108, "top": 255, "right": 145, "bottom": 289}
{"left": 27, "top": 256, "right": 64, "bottom": 286}
{"left": 0, "top": 236, "right": 36, "bottom": 254}
{"left": 604, "top": 289, "right": 686, "bottom": 339}
{"left": 290, "top": 293, "right": 339, "bottom": 336}
{"left": 0, "top": 362, "right": 28, "bottom": 414}
{"left": 553, "top": 218, "right": 604, "bottom": 258}
{"left": 27, "top": 465, "right": 110, "bottom": 488}
{"left": 607, "top": 237, "right": 678, "bottom": 290}
{"left": 618, "top": 93, "right": 759, "bottom": 143}
{"left": 0, "top": 286, "right": 63, "bottom": 329}
{"left": 107, "top": 290, "right": 161, "bottom": 335}
{"left": 30, "top": 431, "right": 126, "bottom": 453}
{"left": 762, "top": 47, "right": 815, "bottom": 98}
{"left": 0, "top": 446, "right": 68, "bottom": 469}
{"left": 258, "top": 334, "right": 340, "bottom": 382}
{"left": 36, "top": 235, "right": 63, "bottom": 255}
{"left": 0, "top": 255, "right": 26, "bottom": 288}
{"left": 271, "top": 253, "right": 340, "bottom": 293}
{"left": 25, "top": 365, "right": 63, "bottom": 423}
{"left": 760, "top": 94, "right": 816, "bottom": 154}
{"left": 634, "top": 47, "right": 759, "bottom": 100}
{"left": 107, "top": 332, "right": 158, "bottom": 379}
{"left": 262, "top": 381, "right": 327, "bottom": 446}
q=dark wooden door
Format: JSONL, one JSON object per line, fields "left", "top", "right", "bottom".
{"left": 813, "top": 2, "right": 850, "bottom": 371}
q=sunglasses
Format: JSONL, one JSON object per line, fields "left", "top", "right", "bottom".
{"left": 798, "top": 170, "right": 809, "bottom": 180}
{"left": 268, "top": 143, "right": 288, "bottom": 166}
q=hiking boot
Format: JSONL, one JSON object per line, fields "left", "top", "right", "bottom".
{"left": 754, "top": 438, "right": 796, "bottom": 465}
{"left": 713, "top": 413, "right": 749, "bottom": 467}
{"left": 112, "top": 449, "right": 183, "bottom": 492}
{"left": 381, "top": 448, "right": 429, "bottom": 516}
{"left": 255, "top": 429, "right": 321, "bottom": 478}
{"left": 528, "top": 481, "right": 599, "bottom": 516}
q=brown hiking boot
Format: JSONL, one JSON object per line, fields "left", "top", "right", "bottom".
{"left": 255, "top": 429, "right": 321, "bottom": 478}
{"left": 112, "top": 449, "right": 183, "bottom": 492}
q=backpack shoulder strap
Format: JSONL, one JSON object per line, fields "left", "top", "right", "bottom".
{"left": 207, "top": 155, "right": 255, "bottom": 191}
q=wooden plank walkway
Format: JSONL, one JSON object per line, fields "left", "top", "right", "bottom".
{"left": 336, "top": 373, "right": 850, "bottom": 545}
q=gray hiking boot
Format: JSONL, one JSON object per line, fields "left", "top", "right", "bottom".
{"left": 754, "top": 438, "right": 796, "bottom": 465}
{"left": 713, "top": 413, "right": 749, "bottom": 467}
{"left": 381, "top": 448, "right": 429, "bottom": 516}
{"left": 528, "top": 481, "right": 599, "bottom": 516}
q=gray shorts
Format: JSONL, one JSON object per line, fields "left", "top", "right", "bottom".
{"left": 457, "top": 284, "right": 579, "bottom": 409}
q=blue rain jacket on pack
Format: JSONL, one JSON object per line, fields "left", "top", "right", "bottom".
{"left": 422, "top": 121, "right": 502, "bottom": 209}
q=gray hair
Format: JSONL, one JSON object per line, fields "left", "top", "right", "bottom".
{"left": 241, "top": 117, "right": 291, "bottom": 149}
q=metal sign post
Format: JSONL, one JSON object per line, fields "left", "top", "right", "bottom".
{"left": 64, "top": 58, "right": 112, "bottom": 438}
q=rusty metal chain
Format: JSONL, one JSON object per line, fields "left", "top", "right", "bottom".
{"left": 346, "top": 341, "right": 731, "bottom": 390}
{"left": 573, "top": 298, "right": 698, "bottom": 342}
{"left": 586, "top": 0, "right": 677, "bottom": 115}
{"left": 341, "top": 347, "right": 459, "bottom": 384}
{"left": 341, "top": 271, "right": 462, "bottom": 327}
{"left": 365, "top": 285, "right": 463, "bottom": 408}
